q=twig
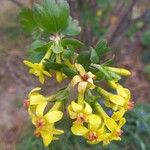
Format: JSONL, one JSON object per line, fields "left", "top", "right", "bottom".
{"left": 106, "top": 0, "right": 139, "bottom": 45}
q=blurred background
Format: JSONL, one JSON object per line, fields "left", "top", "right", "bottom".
{"left": 0, "top": 0, "right": 150, "bottom": 150}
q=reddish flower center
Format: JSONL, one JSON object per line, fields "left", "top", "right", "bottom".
{"left": 88, "top": 131, "right": 98, "bottom": 141}
{"left": 127, "top": 101, "right": 134, "bottom": 110}
{"left": 116, "top": 129, "right": 123, "bottom": 137}
{"left": 34, "top": 130, "right": 41, "bottom": 138}
{"left": 76, "top": 113, "right": 86, "bottom": 124}
{"left": 36, "top": 118, "right": 46, "bottom": 128}
{"left": 23, "top": 99, "right": 30, "bottom": 109}
{"left": 81, "top": 74, "right": 89, "bottom": 81}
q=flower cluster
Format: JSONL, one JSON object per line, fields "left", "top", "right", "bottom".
{"left": 22, "top": 0, "right": 133, "bottom": 147}
{"left": 24, "top": 62, "right": 133, "bottom": 147}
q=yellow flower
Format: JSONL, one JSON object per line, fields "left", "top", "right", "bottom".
{"left": 108, "top": 81, "right": 134, "bottom": 111}
{"left": 105, "top": 66, "right": 131, "bottom": 76}
{"left": 26, "top": 87, "right": 48, "bottom": 115}
{"left": 71, "top": 63, "right": 95, "bottom": 94}
{"left": 29, "top": 102, "right": 64, "bottom": 147}
{"left": 95, "top": 102, "right": 126, "bottom": 145}
{"left": 71, "top": 114, "right": 105, "bottom": 144}
{"left": 68, "top": 101, "right": 92, "bottom": 124}
{"left": 24, "top": 60, "right": 51, "bottom": 84}
{"left": 103, "top": 118, "right": 126, "bottom": 145}
{"left": 96, "top": 87, "right": 126, "bottom": 111}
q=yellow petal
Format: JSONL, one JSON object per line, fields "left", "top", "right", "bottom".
{"left": 117, "top": 85, "right": 128, "bottom": 99}
{"left": 119, "top": 118, "right": 126, "bottom": 128}
{"left": 88, "top": 114, "right": 102, "bottom": 130}
{"left": 56, "top": 71, "right": 63, "bottom": 83}
{"left": 44, "top": 110, "right": 63, "bottom": 123}
{"left": 109, "top": 95, "right": 126, "bottom": 106}
{"left": 87, "top": 72, "right": 95, "bottom": 79}
{"left": 36, "top": 101, "right": 48, "bottom": 117}
{"left": 75, "top": 63, "right": 86, "bottom": 76}
{"left": 40, "top": 129, "right": 53, "bottom": 147}
{"left": 23, "top": 60, "right": 34, "bottom": 67}
{"left": 39, "top": 73, "right": 45, "bottom": 84}
{"left": 71, "top": 124, "right": 88, "bottom": 136}
{"left": 112, "top": 108, "right": 125, "bottom": 121}
{"left": 104, "top": 100, "right": 118, "bottom": 111}
{"left": 29, "top": 87, "right": 41, "bottom": 97}
{"left": 71, "top": 75, "right": 82, "bottom": 87}
{"left": 68, "top": 105, "right": 77, "bottom": 119}
{"left": 78, "top": 81, "right": 88, "bottom": 94}
{"left": 30, "top": 95, "right": 46, "bottom": 105}
{"left": 71, "top": 101, "right": 83, "bottom": 113}
{"left": 43, "top": 70, "right": 52, "bottom": 77}
{"left": 53, "top": 129, "right": 64, "bottom": 135}
{"left": 104, "top": 117, "right": 118, "bottom": 132}
{"left": 83, "top": 102, "right": 92, "bottom": 115}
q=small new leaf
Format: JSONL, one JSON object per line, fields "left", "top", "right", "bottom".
{"left": 61, "top": 38, "right": 84, "bottom": 49}
{"left": 95, "top": 40, "right": 110, "bottom": 58}
{"left": 62, "top": 17, "right": 81, "bottom": 36}
{"left": 90, "top": 47, "right": 99, "bottom": 63}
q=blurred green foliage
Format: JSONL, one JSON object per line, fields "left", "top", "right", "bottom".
{"left": 16, "top": 104, "right": 150, "bottom": 150}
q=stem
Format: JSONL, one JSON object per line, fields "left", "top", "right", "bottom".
{"left": 95, "top": 86, "right": 111, "bottom": 97}
{"left": 95, "top": 102, "right": 107, "bottom": 118}
{"left": 77, "top": 92, "right": 84, "bottom": 105}
{"left": 39, "top": 48, "right": 52, "bottom": 65}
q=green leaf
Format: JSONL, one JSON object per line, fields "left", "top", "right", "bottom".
{"left": 28, "top": 50, "right": 46, "bottom": 63}
{"left": 63, "top": 46, "right": 74, "bottom": 60}
{"left": 90, "top": 47, "right": 99, "bottom": 63}
{"left": 61, "top": 38, "right": 84, "bottom": 49}
{"left": 62, "top": 17, "right": 81, "bottom": 36}
{"left": 77, "top": 51, "right": 91, "bottom": 70}
{"left": 33, "top": 0, "right": 70, "bottom": 33}
{"left": 20, "top": 8, "right": 37, "bottom": 33}
{"left": 45, "top": 61, "right": 77, "bottom": 78}
{"left": 95, "top": 40, "right": 110, "bottom": 58}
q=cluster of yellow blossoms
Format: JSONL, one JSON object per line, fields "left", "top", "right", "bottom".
{"left": 24, "top": 60, "right": 133, "bottom": 147}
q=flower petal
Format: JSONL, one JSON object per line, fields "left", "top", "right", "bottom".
{"left": 71, "top": 124, "right": 88, "bottom": 136}
{"left": 23, "top": 60, "right": 34, "bottom": 68}
{"left": 71, "top": 101, "right": 83, "bottom": 113}
{"left": 36, "top": 101, "right": 47, "bottom": 117}
{"left": 112, "top": 108, "right": 125, "bottom": 121}
{"left": 83, "top": 102, "right": 92, "bottom": 115}
{"left": 39, "top": 73, "right": 45, "bottom": 84}
{"left": 104, "top": 117, "right": 118, "bottom": 132}
{"left": 40, "top": 129, "right": 53, "bottom": 147}
{"left": 68, "top": 105, "right": 77, "bottom": 119}
{"left": 75, "top": 63, "right": 86, "bottom": 76}
{"left": 78, "top": 81, "right": 88, "bottom": 94}
{"left": 88, "top": 114, "right": 102, "bottom": 130}
{"left": 116, "top": 85, "right": 128, "bottom": 99}
{"left": 30, "top": 95, "right": 46, "bottom": 105}
{"left": 29, "top": 87, "right": 41, "bottom": 97}
{"left": 87, "top": 72, "right": 95, "bottom": 79}
{"left": 71, "top": 75, "right": 82, "bottom": 87}
{"left": 44, "top": 110, "right": 63, "bottom": 123}
{"left": 109, "top": 95, "right": 126, "bottom": 106}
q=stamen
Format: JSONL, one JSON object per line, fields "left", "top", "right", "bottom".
{"left": 36, "top": 118, "right": 46, "bottom": 128}
{"left": 116, "top": 129, "right": 123, "bottom": 137}
{"left": 81, "top": 74, "right": 89, "bottom": 81}
{"left": 34, "top": 130, "right": 41, "bottom": 138}
{"left": 76, "top": 113, "right": 86, "bottom": 124}
{"left": 88, "top": 131, "right": 98, "bottom": 141}
{"left": 127, "top": 101, "right": 134, "bottom": 110}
